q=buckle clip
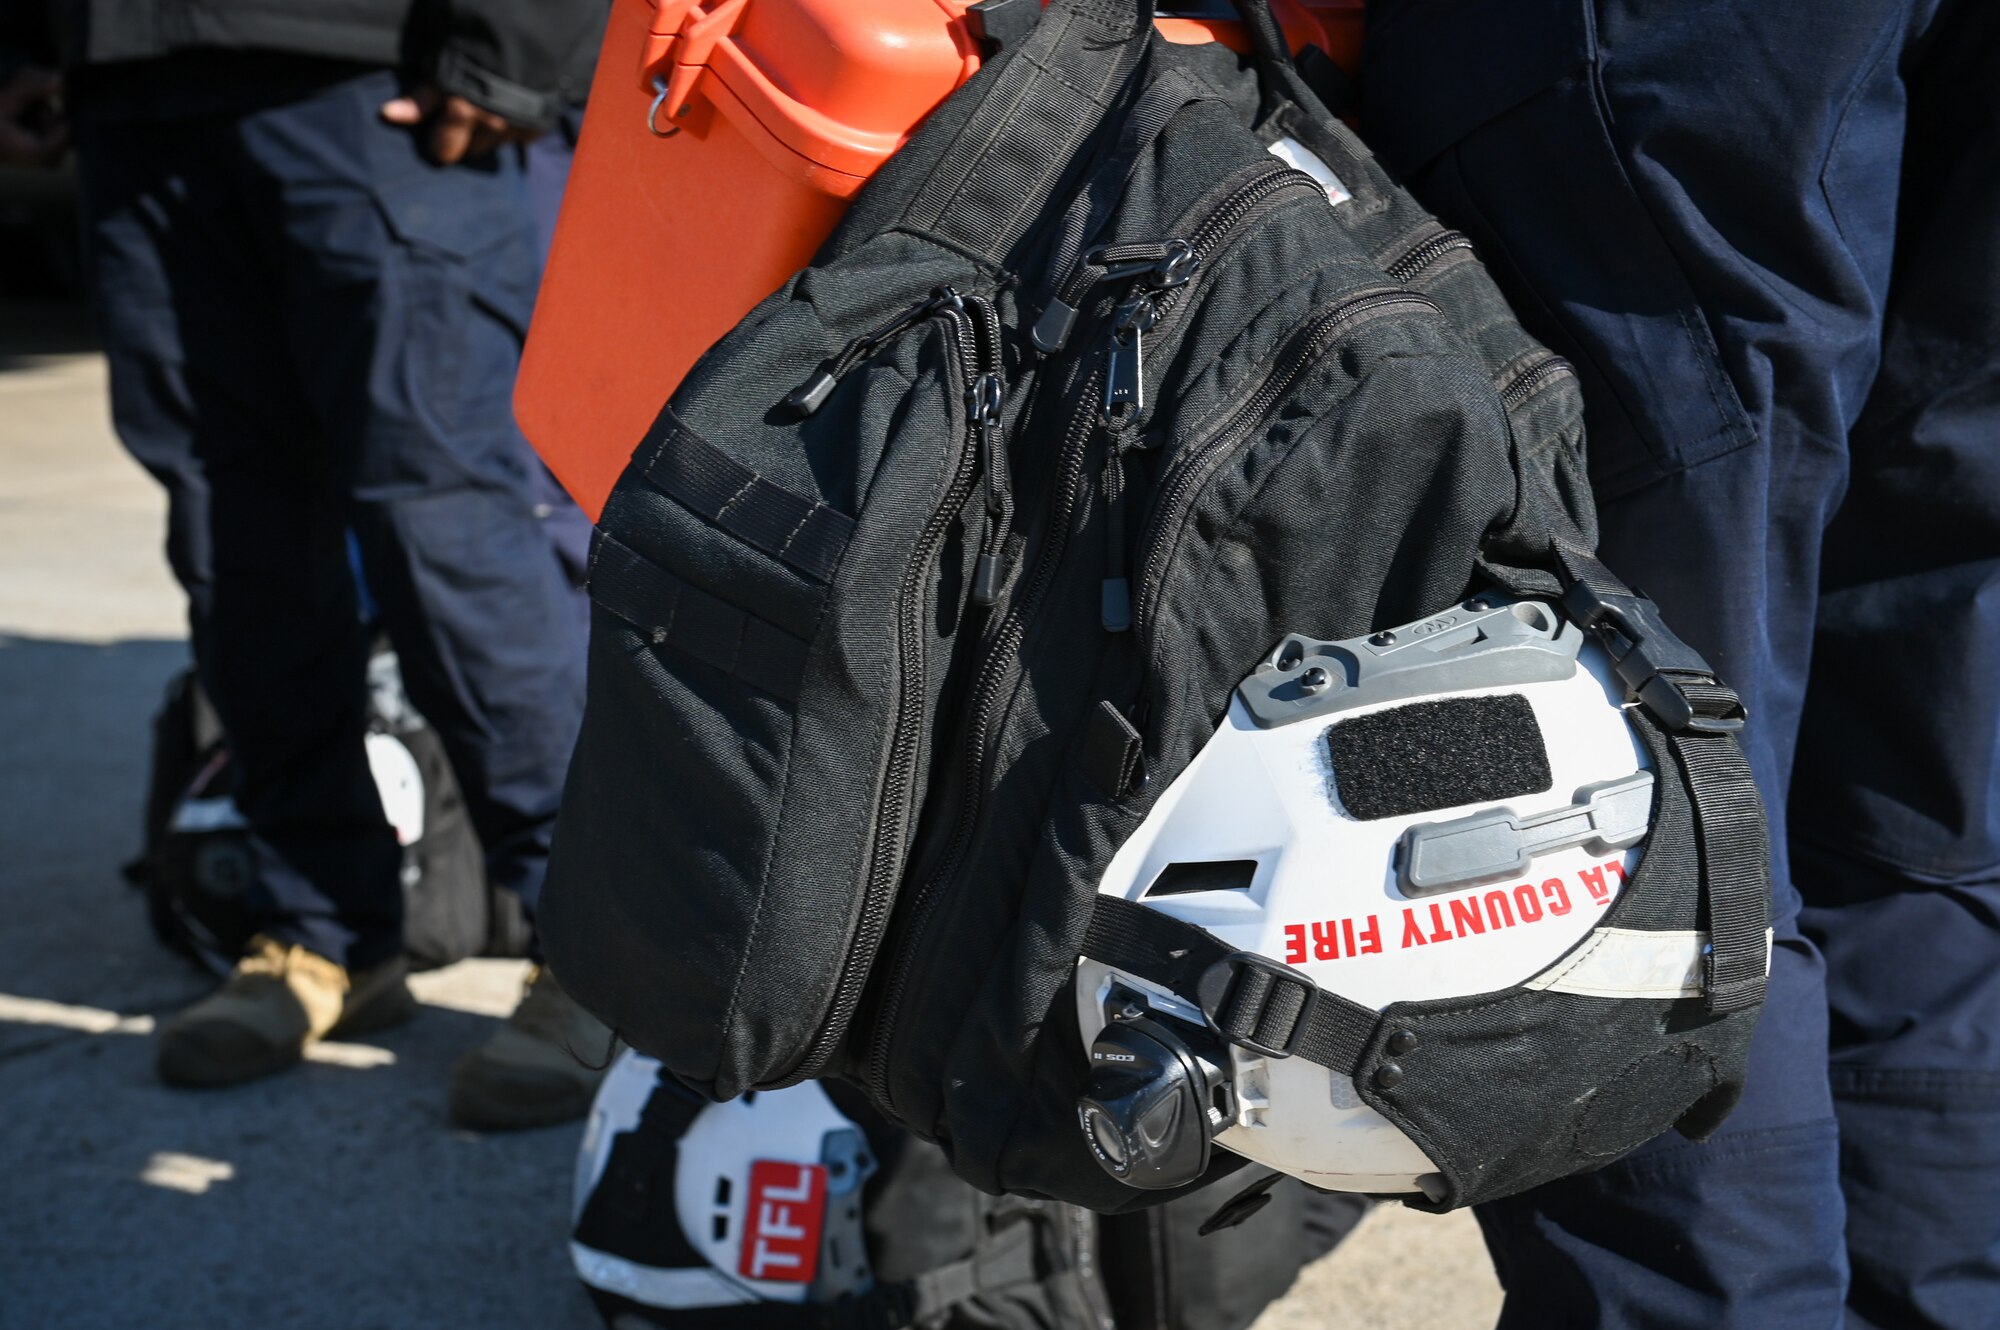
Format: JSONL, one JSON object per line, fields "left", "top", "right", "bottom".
{"left": 1197, "top": 951, "right": 1319, "bottom": 1059}
{"left": 1561, "top": 584, "right": 1747, "bottom": 734}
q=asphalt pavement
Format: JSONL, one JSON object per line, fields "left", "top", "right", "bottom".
{"left": 0, "top": 306, "right": 1502, "bottom": 1330}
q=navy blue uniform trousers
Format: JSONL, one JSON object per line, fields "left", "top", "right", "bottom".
{"left": 75, "top": 61, "right": 587, "bottom": 971}
{"left": 1365, "top": 1, "right": 2000, "bottom": 1325}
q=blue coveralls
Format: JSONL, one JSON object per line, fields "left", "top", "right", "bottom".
{"left": 1363, "top": 1, "right": 2000, "bottom": 1325}
{"left": 74, "top": 55, "right": 588, "bottom": 971}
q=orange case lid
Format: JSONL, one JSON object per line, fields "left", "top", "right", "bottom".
{"left": 518, "top": 0, "right": 1361, "bottom": 519}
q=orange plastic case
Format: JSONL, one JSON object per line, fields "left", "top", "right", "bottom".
{"left": 517, "top": 0, "right": 1362, "bottom": 518}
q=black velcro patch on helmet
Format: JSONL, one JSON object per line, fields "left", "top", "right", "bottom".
{"left": 1325, "top": 694, "right": 1552, "bottom": 821}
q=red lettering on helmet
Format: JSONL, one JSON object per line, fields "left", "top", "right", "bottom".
{"left": 1484, "top": 890, "right": 1515, "bottom": 930}
{"left": 1578, "top": 864, "right": 1611, "bottom": 904}
{"left": 1311, "top": 921, "right": 1340, "bottom": 961}
{"left": 1449, "top": 896, "right": 1486, "bottom": 936}
{"left": 1284, "top": 923, "right": 1307, "bottom": 965}
{"left": 1513, "top": 882, "right": 1544, "bottom": 922}
{"left": 1542, "top": 877, "right": 1572, "bottom": 915}
{"left": 1358, "top": 915, "right": 1382, "bottom": 954}
{"left": 1606, "top": 859, "right": 1628, "bottom": 886}
{"left": 740, "top": 1161, "right": 826, "bottom": 1284}
{"left": 1427, "top": 902, "right": 1455, "bottom": 944}
{"left": 1400, "top": 909, "right": 1427, "bottom": 948}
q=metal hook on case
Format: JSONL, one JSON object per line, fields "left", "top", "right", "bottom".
{"left": 647, "top": 77, "right": 682, "bottom": 138}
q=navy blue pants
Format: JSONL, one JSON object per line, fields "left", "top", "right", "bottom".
{"left": 76, "top": 62, "right": 588, "bottom": 971}
{"left": 1365, "top": 1, "right": 2000, "bottom": 1325}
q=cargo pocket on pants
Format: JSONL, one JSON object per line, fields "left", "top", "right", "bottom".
{"left": 1363, "top": 0, "right": 1757, "bottom": 499}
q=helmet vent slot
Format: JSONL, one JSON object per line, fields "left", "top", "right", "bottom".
{"left": 1143, "top": 860, "right": 1258, "bottom": 897}
{"left": 1325, "top": 694, "right": 1552, "bottom": 820}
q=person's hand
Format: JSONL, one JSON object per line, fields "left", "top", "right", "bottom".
{"left": 380, "top": 84, "right": 541, "bottom": 164}
{"left": 0, "top": 66, "right": 67, "bottom": 168}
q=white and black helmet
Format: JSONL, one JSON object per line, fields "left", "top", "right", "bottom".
{"left": 1073, "top": 588, "right": 1770, "bottom": 1205}
{"left": 572, "top": 1052, "right": 877, "bottom": 1322}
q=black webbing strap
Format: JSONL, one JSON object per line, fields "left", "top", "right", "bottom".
{"left": 1665, "top": 689, "right": 1770, "bottom": 1010}
{"left": 1085, "top": 894, "right": 1380, "bottom": 1075}
{"left": 588, "top": 532, "right": 811, "bottom": 702}
{"left": 599, "top": 1075, "right": 707, "bottom": 1224}
{"left": 905, "top": 0, "right": 1156, "bottom": 265}
{"left": 1552, "top": 541, "right": 1769, "bottom": 1013}
{"left": 898, "top": 1218, "right": 1040, "bottom": 1323}
{"left": 643, "top": 412, "right": 853, "bottom": 585}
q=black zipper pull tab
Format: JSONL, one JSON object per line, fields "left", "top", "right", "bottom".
{"left": 1036, "top": 240, "right": 1194, "bottom": 356}
{"left": 784, "top": 287, "right": 960, "bottom": 418}
{"left": 968, "top": 372, "right": 1011, "bottom": 608}
{"left": 1100, "top": 446, "right": 1132, "bottom": 632}
{"left": 1103, "top": 294, "right": 1157, "bottom": 427}
{"left": 783, "top": 367, "right": 840, "bottom": 418}
{"left": 1032, "top": 298, "right": 1081, "bottom": 355}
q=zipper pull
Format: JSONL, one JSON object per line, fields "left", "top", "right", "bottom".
{"left": 783, "top": 366, "right": 841, "bottom": 418}
{"left": 784, "top": 287, "right": 961, "bottom": 418}
{"left": 1034, "top": 240, "right": 1195, "bottom": 355}
{"left": 1102, "top": 294, "right": 1157, "bottom": 427}
{"left": 1031, "top": 297, "right": 1083, "bottom": 356}
{"left": 968, "top": 372, "right": 1012, "bottom": 608}
{"left": 1100, "top": 445, "right": 1132, "bottom": 632}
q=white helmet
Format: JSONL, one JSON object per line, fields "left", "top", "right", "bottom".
{"left": 1073, "top": 594, "right": 1727, "bottom": 1198}
{"left": 572, "top": 1050, "right": 876, "bottom": 1318}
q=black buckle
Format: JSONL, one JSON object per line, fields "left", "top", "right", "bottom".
{"left": 1196, "top": 951, "right": 1319, "bottom": 1059}
{"left": 1561, "top": 584, "right": 1748, "bottom": 734}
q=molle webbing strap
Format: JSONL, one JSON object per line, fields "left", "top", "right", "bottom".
{"left": 1668, "top": 693, "right": 1769, "bottom": 1010}
{"left": 1085, "top": 894, "right": 1380, "bottom": 1076}
{"left": 643, "top": 412, "right": 853, "bottom": 585}
{"left": 1550, "top": 541, "right": 1770, "bottom": 1013}
{"left": 904, "top": 0, "right": 1155, "bottom": 265}
{"left": 588, "top": 533, "right": 812, "bottom": 703}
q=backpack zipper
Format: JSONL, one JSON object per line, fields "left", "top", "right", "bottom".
{"left": 861, "top": 165, "right": 1320, "bottom": 1114}
{"left": 1386, "top": 228, "right": 1475, "bottom": 284}
{"left": 1130, "top": 289, "right": 1444, "bottom": 644}
{"left": 1088, "top": 167, "right": 1325, "bottom": 629}
{"left": 1500, "top": 351, "right": 1577, "bottom": 408}
{"left": 787, "top": 292, "right": 1003, "bottom": 1085}
{"left": 1033, "top": 165, "right": 1322, "bottom": 356}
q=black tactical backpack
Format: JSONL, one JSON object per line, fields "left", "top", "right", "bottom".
{"left": 543, "top": 0, "right": 1769, "bottom": 1213}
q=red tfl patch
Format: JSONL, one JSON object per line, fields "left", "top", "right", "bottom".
{"left": 739, "top": 1160, "right": 826, "bottom": 1284}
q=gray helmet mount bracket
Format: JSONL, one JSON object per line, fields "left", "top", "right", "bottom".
{"left": 1239, "top": 595, "right": 1584, "bottom": 730}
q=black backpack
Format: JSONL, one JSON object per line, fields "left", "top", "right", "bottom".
{"left": 571, "top": 1062, "right": 1365, "bottom": 1330}
{"left": 130, "top": 651, "right": 528, "bottom": 972}
{"left": 543, "top": 0, "right": 1768, "bottom": 1213}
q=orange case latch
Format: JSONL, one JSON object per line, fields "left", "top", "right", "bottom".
{"left": 639, "top": 0, "right": 750, "bottom": 126}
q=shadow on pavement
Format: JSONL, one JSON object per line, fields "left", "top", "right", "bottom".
{"left": 0, "top": 632, "right": 599, "bottom": 1330}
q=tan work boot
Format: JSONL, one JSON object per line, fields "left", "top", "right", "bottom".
{"left": 450, "top": 964, "right": 615, "bottom": 1130}
{"left": 156, "top": 935, "right": 416, "bottom": 1088}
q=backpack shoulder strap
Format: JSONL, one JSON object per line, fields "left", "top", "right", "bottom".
{"left": 895, "top": 0, "right": 1157, "bottom": 267}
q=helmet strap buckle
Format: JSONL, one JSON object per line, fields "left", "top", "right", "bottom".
{"left": 1197, "top": 951, "right": 1320, "bottom": 1059}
